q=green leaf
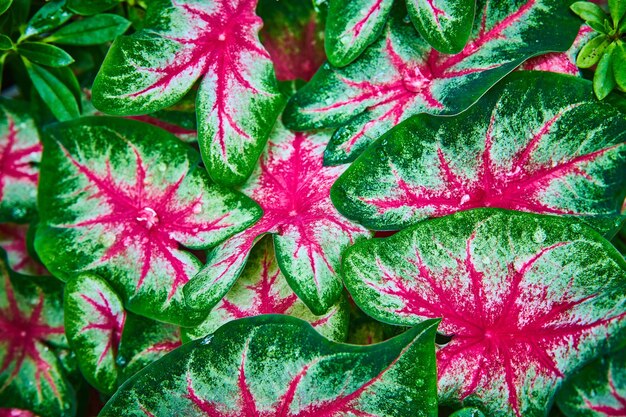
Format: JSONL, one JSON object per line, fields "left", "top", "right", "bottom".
{"left": 325, "top": 0, "right": 394, "bottom": 67}
{"left": 587, "top": 18, "right": 610, "bottom": 34}
{"left": 182, "top": 236, "right": 349, "bottom": 343}
{"left": 0, "top": 34, "right": 11, "bottom": 50}
{"left": 64, "top": 273, "right": 125, "bottom": 395}
{"left": 66, "top": 0, "right": 119, "bottom": 15}
{"left": 450, "top": 409, "right": 486, "bottom": 417}
{"left": 406, "top": 0, "right": 476, "bottom": 54}
{"left": 342, "top": 209, "right": 626, "bottom": 416}
{"left": 594, "top": 42, "right": 617, "bottom": 99}
{"left": 100, "top": 315, "right": 440, "bottom": 417}
{"left": 0, "top": 0, "right": 12, "bottom": 16}
{"left": 0, "top": 251, "right": 76, "bottom": 417}
{"left": 576, "top": 34, "right": 611, "bottom": 67}
{"left": 609, "top": 0, "right": 626, "bottom": 26}
{"left": 22, "top": 0, "right": 72, "bottom": 39}
{"left": 45, "top": 14, "right": 130, "bottom": 45}
{"left": 35, "top": 117, "right": 262, "bottom": 325}
{"left": 556, "top": 347, "right": 626, "bottom": 415}
{"left": 571, "top": 1, "right": 609, "bottom": 26}
{"left": 331, "top": 72, "right": 626, "bottom": 235}
{"left": 615, "top": 41, "right": 626, "bottom": 91}
{"left": 17, "top": 42, "right": 74, "bottom": 67}
{"left": 0, "top": 98, "right": 42, "bottom": 223}
{"left": 23, "top": 59, "right": 79, "bottom": 121}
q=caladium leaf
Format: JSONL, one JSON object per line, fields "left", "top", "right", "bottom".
{"left": 0, "top": 410, "right": 36, "bottom": 417}
{"left": 257, "top": 0, "right": 326, "bottom": 82}
{"left": 184, "top": 121, "right": 370, "bottom": 316}
{"left": 0, "top": 224, "right": 48, "bottom": 276}
{"left": 91, "top": 0, "right": 285, "bottom": 186}
{"left": 556, "top": 347, "right": 626, "bottom": 416}
{"left": 100, "top": 315, "right": 440, "bottom": 417}
{"left": 450, "top": 409, "right": 486, "bottom": 417}
{"left": 183, "top": 236, "right": 349, "bottom": 343}
{"left": 64, "top": 273, "right": 125, "bottom": 395}
{"left": 284, "top": 0, "right": 581, "bottom": 165}
{"left": 342, "top": 209, "right": 626, "bottom": 417}
{"left": 325, "top": 0, "right": 394, "bottom": 67}
{"left": 117, "top": 312, "right": 181, "bottom": 383}
{"left": 0, "top": 253, "right": 75, "bottom": 417}
{"left": 332, "top": 72, "right": 626, "bottom": 235}
{"left": 35, "top": 117, "right": 261, "bottom": 325}
{"left": 520, "top": 26, "right": 595, "bottom": 75}
{"left": 405, "top": 0, "right": 475, "bottom": 54}
{"left": 0, "top": 99, "right": 41, "bottom": 223}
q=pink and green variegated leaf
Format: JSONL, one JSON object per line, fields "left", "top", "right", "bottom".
{"left": 519, "top": 26, "right": 595, "bottom": 75}
{"left": 257, "top": 0, "right": 326, "bottom": 82}
{"left": 450, "top": 409, "right": 486, "bottom": 417}
{"left": 332, "top": 72, "right": 626, "bottom": 235}
{"left": 64, "top": 273, "right": 125, "bottom": 395}
{"left": 325, "top": 0, "right": 394, "bottom": 67}
{"left": 284, "top": 0, "right": 581, "bottom": 165}
{"left": 116, "top": 312, "right": 181, "bottom": 383}
{"left": 342, "top": 209, "right": 626, "bottom": 416}
{"left": 0, "top": 224, "right": 48, "bottom": 276}
{"left": 34, "top": 117, "right": 261, "bottom": 325}
{"left": 0, "top": 99, "right": 42, "bottom": 223}
{"left": 92, "top": 0, "right": 285, "bottom": 186}
{"left": 183, "top": 236, "right": 349, "bottom": 343}
{"left": 100, "top": 315, "right": 439, "bottom": 417}
{"left": 0, "top": 252, "right": 75, "bottom": 417}
{"left": 0, "top": 410, "right": 36, "bottom": 417}
{"left": 406, "top": 0, "right": 475, "bottom": 54}
{"left": 184, "top": 120, "right": 370, "bottom": 316}
{"left": 557, "top": 347, "right": 626, "bottom": 416}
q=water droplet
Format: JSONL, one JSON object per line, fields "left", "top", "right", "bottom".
{"left": 533, "top": 227, "right": 546, "bottom": 243}
{"left": 483, "top": 256, "right": 491, "bottom": 265}
{"left": 460, "top": 194, "right": 471, "bottom": 205}
{"left": 192, "top": 202, "right": 202, "bottom": 214}
{"left": 158, "top": 163, "right": 167, "bottom": 172}
{"left": 200, "top": 334, "right": 214, "bottom": 345}
{"left": 218, "top": 33, "right": 226, "bottom": 41}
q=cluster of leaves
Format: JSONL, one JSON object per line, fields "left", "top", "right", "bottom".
{"left": 0, "top": 0, "right": 625, "bottom": 416}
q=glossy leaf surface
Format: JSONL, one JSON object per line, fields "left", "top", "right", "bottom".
{"left": 557, "top": 347, "right": 626, "bottom": 416}
{"left": 184, "top": 121, "right": 370, "bottom": 316}
{"left": 343, "top": 209, "right": 626, "bottom": 416}
{"left": 183, "top": 236, "right": 349, "bottom": 342}
{"left": 92, "top": 0, "right": 285, "bottom": 185}
{"left": 332, "top": 73, "right": 626, "bottom": 235}
{"left": 65, "top": 273, "right": 125, "bottom": 395}
{"left": 0, "top": 253, "right": 75, "bottom": 417}
{"left": 100, "top": 315, "right": 439, "bottom": 417}
{"left": 0, "top": 99, "right": 41, "bottom": 223}
{"left": 35, "top": 117, "right": 261, "bottom": 325}
{"left": 285, "top": 0, "right": 581, "bottom": 165}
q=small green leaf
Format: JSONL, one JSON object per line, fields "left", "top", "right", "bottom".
{"left": 587, "top": 18, "right": 610, "bottom": 34}
{"left": 615, "top": 42, "right": 626, "bottom": 91}
{"left": 0, "top": 0, "right": 12, "bottom": 16}
{"left": 22, "top": 0, "right": 72, "bottom": 39}
{"left": 577, "top": 34, "right": 611, "bottom": 67}
{"left": 619, "top": 15, "right": 626, "bottom": 32}
{"left": 66, "top": 0, "right": 119, "bottom": 16}
{"left": 571, "top": 1, "right": 610, "bottom": 26}
{"left": 609, "top": 0, "right": 626, "bottom": 26}
{"left": 45, "top": 14, "right": 130, "bottom": 45}
{"left": 594, "top": 42, "right": 617, "bottom": 99}
{"left": 17, "top": 42, "right": 73, "bottom": 67}
{"left": 0, "top": 34, "right": 12, "bottom": 50}
{"left": 23, "top": 59, "right": 80, "bottom": 121}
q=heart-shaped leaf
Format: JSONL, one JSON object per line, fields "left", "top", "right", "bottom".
{"left": 100, "top": 315, "right": 439, "bottom": 417}
{"left": 557, "top": 347, "right": 626, "bottom": 416}
{"left": 0, "top": 99, "right": 42, "bottom": 223}
{"left": 0, "top": 252, "right": 75, "bottom": 417}
{"left": 92, "top": 0, "right": 285, "bottom": 186}
{"left": 183, "top": 236, "right": 349, "bottom": 343}
{"left": 257, "top": 0, "right": 326, "bottom": 82}
{"left": 342, "top": 209, "right": 626, "bottom": 416}
{"left": 284, "top": 0, "right": 581, "bottom": 165}
{"left": 405, "top": 0, "right": 475, "bottom": 54}
{"left": 64, "top": 273, "right": 125, "bottom": 395}
{"left": 332, "top": 72, "right": 626, "bottom": 235}
{"left": 116, "top": 312, "right": 181, "bottom": 383}
{"left": 0, "top": 223, "right": 47, "bottom": 276}
{"left": 184, "top": 120, "right": 370, "bottom": 316}
{"left": 35, "top": 117, "right": 261, "bottom": 325}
